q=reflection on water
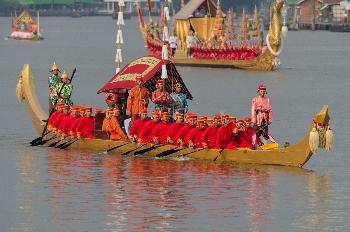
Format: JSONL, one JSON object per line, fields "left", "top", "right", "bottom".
{"left": 11, "top": 143, "right": 336, "bottom": 232}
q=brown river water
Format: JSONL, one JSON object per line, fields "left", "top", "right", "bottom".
{"left": 0, "top": 16, "right": 349, "bottom": 231}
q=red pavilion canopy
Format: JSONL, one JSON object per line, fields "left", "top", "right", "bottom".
{"left": 97, "top": 55, "right": 193, "bottom": 100}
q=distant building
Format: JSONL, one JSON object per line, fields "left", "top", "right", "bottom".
{"left": 286, "top": 0, "right": 348, "bottom": 29}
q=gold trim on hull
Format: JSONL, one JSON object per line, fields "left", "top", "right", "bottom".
{"left": 17, "top": 64, "right": 330, "bottom": 167}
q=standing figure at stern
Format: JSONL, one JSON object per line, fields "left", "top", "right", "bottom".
{"left": 251, "top": 84, "right": 275, "bottom": 148}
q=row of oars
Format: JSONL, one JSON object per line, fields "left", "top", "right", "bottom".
{"left": 104, "top": 139, "right": 215, "bottom": 160}
{"left": 104, "top": 124, "right": 271, "bottom": 159}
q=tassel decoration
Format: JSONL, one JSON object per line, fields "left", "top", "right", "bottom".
{"left": 162, "top": 44, "right": 168, "bottom": 60}
{"left": 161, "top": 64, "right": 168, "bottom": 79}
{"left": 281, "top": 25, "right": 288, "bottom": 38}
{"left": 115, "top": 67, "right": 121, "bottom": 74}
{"left": 115, "top": 48, "right": 123, "bottom": 63}
{"left": 325, "top": 126, "right": 333, "bottom": 151}
{"left": 309, "top": 127, "right": 319, "bottom": 154}
{"left": 164, "top": 6, "right": 170, "bottom": 21}
{"left": 117, "top": 12, "right": 124, "bottom": 26}
{"left": 116, "top": 29, "right": 124, "bottom": 44}
{"left": 162, "top": 26, "right": 169, "bottom": 41}
{"left": 118, "top": 0, "right": 124, "bottom": 7}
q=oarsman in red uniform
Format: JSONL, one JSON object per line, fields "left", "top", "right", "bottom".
{"left": 51, "top": 104, "right": 66, "bottom": 132}
{"left": 215, "top": 114, "right": 238, "bottom": 150}
{"left": 138, "top": 111, "right": 161, "bottom": 143}
{"left": 173, "top": 113, "right": 197, "bottom": 147}
{"left": 203, "top": 114, "right": 221, "bottom": 149}
{"left": 48, "top": 102, "right": 63, "bottom": 131}
{"left": 126, "top": 75, "right": 150, "bottom": 125}
{"left": 57, "top": 105, "right": 70, "bottom": 138}
{"left": 184, "top": 118, "right": 206, "bottom": 149}
{"left": 68, "top": 106, "right": 81, "bottom": 137}
{"left": 61, "top": 106, "right": 79, "bottom": 138}
{"left": 152, "top": 111, "right": 171, "bottom": 144}
{"left": 234, "top": 120, "right": 250, "bottom": 149}
{"left": 76, "top": 107, "right": 95, "bottom": 139}
{"left": 199, "top": 116, "right": 208, "bottom": 129}
{"left": 166, "top": 112, "right": 185, "bottom": 144}
{"left": 70, "top": 107, "right": 85, "bottom": 136}
{"left": 237, "top": 118, "right": 254, "bottom": 149}
{"left": 129, "top": 109, "right": 149, "bottom": 142}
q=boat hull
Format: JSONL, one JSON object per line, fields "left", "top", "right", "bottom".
{"left": 17, "top": 64, "right": 329, "bottom": 167}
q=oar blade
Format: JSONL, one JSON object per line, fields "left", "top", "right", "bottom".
{"left": 156, "top": 147, "right": 182, "bottom": 157}
{"left": 30, "top": 136, "right": 42, "bottom": 145}
{"left": 134, "top": 144, "right": 161, "bottom": 156}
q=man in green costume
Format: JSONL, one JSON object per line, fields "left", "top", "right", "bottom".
{"left": 48, "top": 62, "right": 61, "bottom": 111}
{"left": 56, "top": 71, "right": 74, "bottom": 106}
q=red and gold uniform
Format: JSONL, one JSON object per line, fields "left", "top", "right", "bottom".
{"left": 173, "top": 114, "right": 197, "bottom": 145}
{"left": 215, "top": 115, "right": 238, "bottom": 150}
{"left": 152, "top": 111, "right": 171, "bottom": 144}
{"left": 203, "top": 115, "right": 221, "bottom": 148}
{"left": 126, "top": 76, "right": 149, "bottom": 124}
{"left": 236, "top": 120, "right": 252, "bottom": 149}
{"left": 165, "top": 112, "right": 185, "bottom": 144}
{"left": 183, "top": 119, "right": 206, "bottom": 148}
{"left": 48, "top": 102, "right": 63, "bottom": 130}
{"left": 138, "top": 111, "right": 161, "bottom": 143}
{"left": 56, "top": 105, "right": 70, "bottom": 135}
{"left": 129, "top": 109, "right": 149, "bottom": 142}
{"left": 70, "top": 107, "right": 85, "bottom": 136}
{"left": 76, "top": 107, "right": 95, "bottom": 139}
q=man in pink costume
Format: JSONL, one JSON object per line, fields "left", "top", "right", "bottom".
{"left": 251, "top": 84, "right": 275, "bottom": 148}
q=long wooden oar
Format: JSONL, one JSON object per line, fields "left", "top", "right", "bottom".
{"left": 120, "top": 140, "right": 153, "bottom": 156}
{"left": 155, "top": 146, "right": 181, "bottom": 157}
{"left": 34, "top": 133, "right": 58, "bottom": 146}
{"left": 156, "top": 141, "right": 202, "bottom": 158}
{"left": 106, "top": 141, "right": 131, "bottom": 153}
{"left": 48, "top": 137, "right": 63, "bottom": 147}
{"left": 133, "top": 138, "right": 167, "bottom": 156}
{"left": 30, "top": 68, "right": 76, "bottom": 146}
{"left": 30, "top": 130, "right": 51, "bottom": 146}
{"left": 57, "top": 129, "right": 95, "bottom": 149}
{"left": 178, "top": 147, "right": 208, "bottom": 157}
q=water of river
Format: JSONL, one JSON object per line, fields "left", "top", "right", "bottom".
{"left": 0, "top": 16, "right": 349, "bottom": 232}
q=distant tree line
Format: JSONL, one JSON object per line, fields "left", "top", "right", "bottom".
{"left": 0, "top": 0, "right": 21, "bottom": 13}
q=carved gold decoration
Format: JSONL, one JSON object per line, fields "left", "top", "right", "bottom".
{"left": 268, "top": 0, "right": 283, "bottom": 55}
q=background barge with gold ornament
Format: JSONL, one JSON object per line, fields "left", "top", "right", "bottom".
{"left": 8, "top": 10, "right": 43, "bottom": 41}
{"left": 136, "top": 0, "right": 289, "bottom": 71}
{"left": 16, "top": 56, "right": 333, "bottom": 167}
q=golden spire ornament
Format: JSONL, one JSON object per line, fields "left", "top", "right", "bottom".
{"left": 239, "top": 8, "right": 250, "bottom": 42}
{"left": 213, "top": 0, "right": 224, "bottom": 39}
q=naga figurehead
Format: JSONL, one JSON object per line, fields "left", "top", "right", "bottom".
{"left": 267, "top": 0, "right": 284, "bottom": 56}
